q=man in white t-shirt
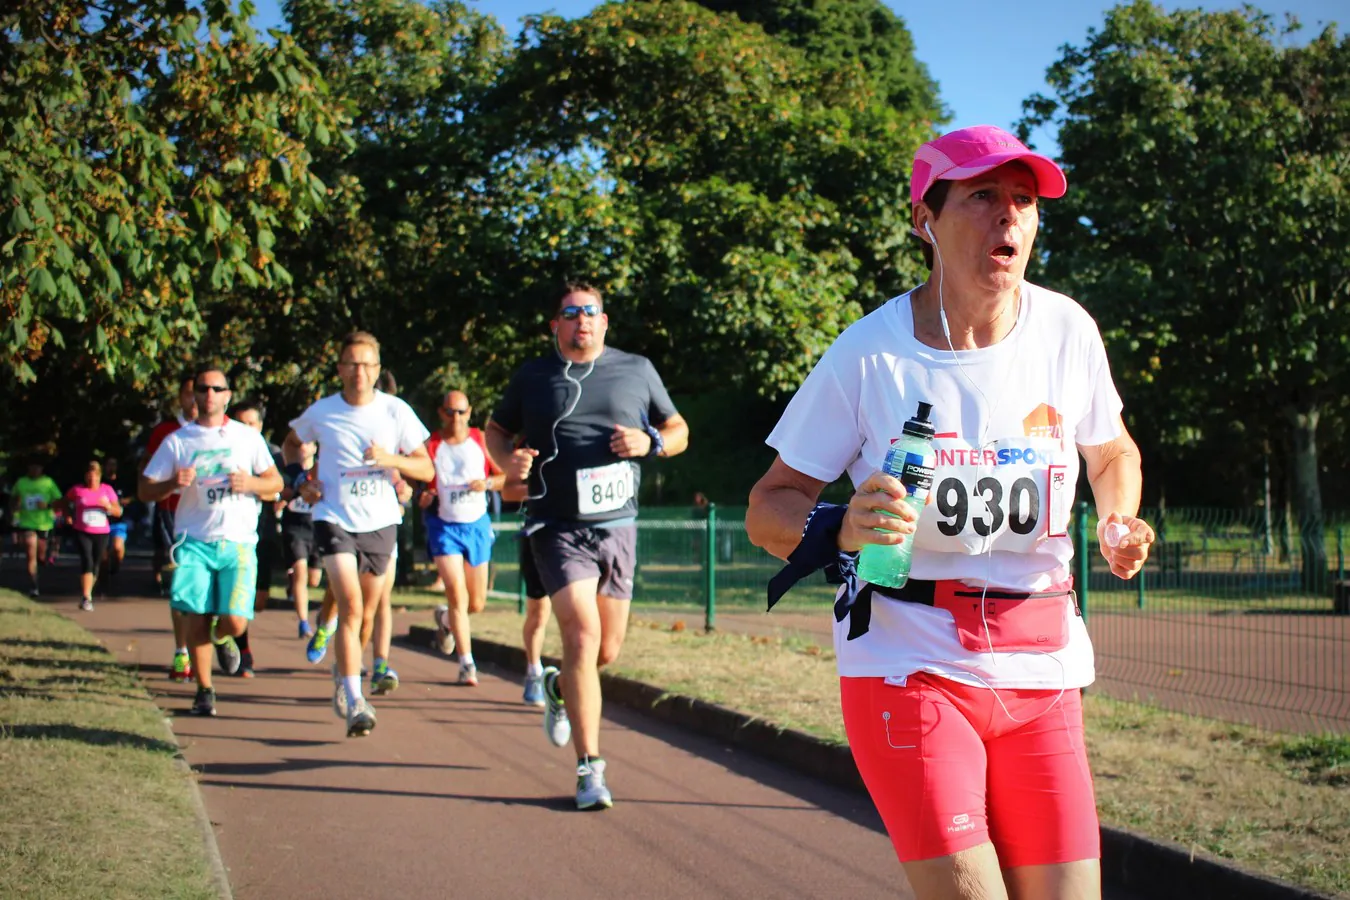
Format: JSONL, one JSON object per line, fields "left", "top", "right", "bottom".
{"left": 422, "top": 389, "right": 506, "bottom": 688}
{"left": 139, "top": 367, "right": 283, "bottom": 718}
{"left": 747, "top": 126, "right": 1157, "bottom": 899}
{"left": 283, "top": 332, "right": 432, "bottom": 737}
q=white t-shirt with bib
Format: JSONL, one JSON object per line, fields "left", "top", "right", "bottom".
{"left": 432, "top": 432, "right": 492, "bottom": 523}
{"left": 143, "top": 420, "right": 277, "bottom": 544}
{"left": 767, "top": 283, "right": 1123, "bottom": 689}
{"left": 289, "top": 391, "right": 430, "bottom": 533}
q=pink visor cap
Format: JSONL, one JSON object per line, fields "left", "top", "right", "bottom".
{"left": 910, "top": 125, "right": 1067, "bottom": 206}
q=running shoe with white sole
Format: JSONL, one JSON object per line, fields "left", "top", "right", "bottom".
{"left": 433, "top": 604, "right": 455, "bottom": 655}
{"left": 306, "top": 626, "right": 331, "bottom": 664}
{"left": 346, "top": 699, "right": 376, "bottom": 738}
{"left": 213, "top": 633, "right": 241, "bottom": 675}
{"left": 332, "top": 665, "right": 349, "bottom": 719}
{"left": 457, "top": 662, "right": 478, "bottom": 687}
{"left": 190, "top": 687, "right": 217, "bottom": 717}
{"left": 522, "top": 673, "right": 545, "bottom": 707}
{"left": 372, "top": 665, "right": 399, "bottom": 696}
{"left": 576, "top": 758, "right": 613, "bottom": 810}
{"left": 542, "top": 665, "right": 570, "bottom": 747}
{"left": 79, "top": 596, "right": 94, "bottom": 611}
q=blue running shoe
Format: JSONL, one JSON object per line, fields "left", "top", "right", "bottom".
{"left": 306, "top": 626, "right": 331, "bottom": 665}
{"left": 523, "top": 673, "right": 545, "bottom": 707}
{"left": 372, "top": 665, "right": 399, "bottom": 696}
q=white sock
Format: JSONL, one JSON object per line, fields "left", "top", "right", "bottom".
{"left": 342, "top": 675, "right": 363, "bottom": 708}
{"left": 526, "top": 661, "right": 543, "bottom": 677}
{"left": 176, "top": 646, "right": 188, "bottom": 656}
{"left": 322, "top": 617, "right": 337, "bottom": 634}
{"left": 459, "top": 652, "right": 475, "bottom": 668}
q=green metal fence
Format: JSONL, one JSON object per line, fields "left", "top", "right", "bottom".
{"left": 480, "top": 504, "right": 1348, "bottom": 735}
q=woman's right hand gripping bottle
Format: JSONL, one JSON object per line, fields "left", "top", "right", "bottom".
{"left": 856, "top": 401, "right": 937, "bottom": 589}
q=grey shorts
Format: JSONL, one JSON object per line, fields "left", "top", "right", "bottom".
{"left": 527, "top": 524, "right": 636, "bottom": 600}
{"left": 314, "top": 521, "right": 397, "bottom": 577}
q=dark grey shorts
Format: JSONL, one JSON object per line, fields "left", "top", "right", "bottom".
{"left": 314, "top": 521, "right": 397, "bottom": 577}
{"left": 527, "top": 524, "right": 636, "bottom": 600}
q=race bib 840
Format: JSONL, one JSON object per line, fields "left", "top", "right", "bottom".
{"left": 576, "top": 462, "right": 634, "bottom": 516}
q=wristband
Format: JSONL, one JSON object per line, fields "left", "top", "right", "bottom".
{"left": 766, "top": 502, "right": 855, "bottom": 611}
{"left": 643, "top": 424, "right": 664, "bottom": 458}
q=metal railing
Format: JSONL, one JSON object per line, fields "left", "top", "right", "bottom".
{"left": 476, "top": 504, "right": 1348, "bottom": 735}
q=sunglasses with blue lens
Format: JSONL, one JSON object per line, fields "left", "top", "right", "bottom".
{"left": 559, "top": 304, "right": 600, "bottom": 320}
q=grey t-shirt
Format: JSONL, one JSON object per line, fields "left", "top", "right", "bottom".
{"left": 492, "top": 347, "right": 678, "bottom": 524}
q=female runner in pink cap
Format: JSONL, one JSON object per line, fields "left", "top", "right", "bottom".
{"left": 749, "top": 125, "right": 1155, "bottom": 900}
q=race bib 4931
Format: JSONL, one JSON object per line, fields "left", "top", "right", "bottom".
{"left": 340, "top": 467, "right": 389, "bottom": 501}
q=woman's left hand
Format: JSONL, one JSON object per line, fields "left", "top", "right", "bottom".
{"left": 1097, "top": 514, "right": 1155, "bottom": 580}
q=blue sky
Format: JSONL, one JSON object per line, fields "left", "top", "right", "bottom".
{"left": 249, "top": 0, "right": 1344, "bottom": 156}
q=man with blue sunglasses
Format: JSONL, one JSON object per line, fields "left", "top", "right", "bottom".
{"left": 488, "top": 281, "right": 688, "bottom": 810}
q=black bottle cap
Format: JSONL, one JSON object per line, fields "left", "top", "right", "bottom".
{"left": 902, "top": 401, "right": 936, "bottom": 440}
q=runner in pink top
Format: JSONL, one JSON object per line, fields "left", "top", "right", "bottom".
{"left": 64, "top": 459, "right": 122, "bottom": 611}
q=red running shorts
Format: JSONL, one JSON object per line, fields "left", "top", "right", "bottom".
{"left": 840, "top": 673, "right": 1100, "bottom": 867}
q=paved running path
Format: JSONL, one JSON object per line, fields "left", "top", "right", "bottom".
{"left": 75, "top": 591, "right": 913, "bottom": 900}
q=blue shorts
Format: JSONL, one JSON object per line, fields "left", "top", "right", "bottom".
{"left": 425, "top": 513, "right": 494, "bottom": 567}
{"left": 169, "top": 537, "right": 257, "bottom": 619}
{"left": 108, "top": 522, "right": 129, "bottom": 540}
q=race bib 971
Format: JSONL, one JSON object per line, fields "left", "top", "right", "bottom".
{"left": 576, "top": 462, "right": 634, "bottom": 515}
{"left": 197, "top": 475, "right": 233, "bottom": 506}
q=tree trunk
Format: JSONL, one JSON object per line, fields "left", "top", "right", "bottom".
{"left": 1289, "top": 406, "right": 1327, "bottom": 593}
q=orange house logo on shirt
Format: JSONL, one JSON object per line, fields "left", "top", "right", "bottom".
{"left": 1023, "top": 404, "right": 1064, "bottom": 440}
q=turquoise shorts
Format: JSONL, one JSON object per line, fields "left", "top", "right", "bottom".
{"left": 169, "top": 537, "right": 258, "bottom": 619}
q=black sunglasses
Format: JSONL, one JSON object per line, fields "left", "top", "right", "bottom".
{"left": 194, "top": 384, "right": 230, "bottom": 394}
{"left": 443, "top": 407, "right": 469, "bottom": 416}
{"left": 559, "top": 304, "right": 600, "bottom": 320}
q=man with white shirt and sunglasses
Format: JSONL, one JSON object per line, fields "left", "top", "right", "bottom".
{"left": 487, "top": 281, "right": 689, "bottom": 810}
{"left": 139, "top": 367, "right": 283, "bottom": 717}
{"left": 283, "top": 331, "right": 433, "bottom": 737}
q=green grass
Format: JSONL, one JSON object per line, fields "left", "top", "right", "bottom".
{"left": 440, "top": 606, "right": 1349, "bottom": 898}
{"left": 0, "top": 590, "right": 216, "bottom": 900}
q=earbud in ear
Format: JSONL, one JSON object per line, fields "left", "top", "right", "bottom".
{"left": 910, "top": 227, "right": 923, "bottom": 238}
{"left": 924, "top": 221, "right": 936, "bottom": 242}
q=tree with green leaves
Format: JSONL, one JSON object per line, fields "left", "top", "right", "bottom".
{"left": 693, "top": 0, "right": 945, "bottom": 122}
{"left": 0, "top": 0, "right": 346, "bottom": 452}
{"left": 1021, "top": 1, "right": 1350, "bottom": 585}
{"left": 479, "top": 0, "right": 933, "bottom": 402}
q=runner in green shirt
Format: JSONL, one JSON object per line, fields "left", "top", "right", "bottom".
{"left": 9, "top": 461, "right": 63, "bottom": 596}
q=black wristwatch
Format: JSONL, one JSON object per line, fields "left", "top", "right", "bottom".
{"left": 644, "top": 424, "right": 664, "bottom": 458}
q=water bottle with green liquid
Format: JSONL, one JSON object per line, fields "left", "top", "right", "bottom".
{"left": 857, "top": 401, "right": 937, "bottom": 589}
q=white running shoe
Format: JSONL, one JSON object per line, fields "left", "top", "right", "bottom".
{"left": 346, "top": 698, "right": 376, "bottom": 738}
{"left": 457, "top": 662, "right": 478, "bottom": 687}
{"left": 331, "top": 665, "right": 349, "bottom": 720}
{"left": 542, "top": 666, "right": 571, "bottom": 748}
{"left": 576, "top": 758, "right": 613, "bottom": 810}
{"left": 433, "top": 604, "right": 455, "bottom": 655}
